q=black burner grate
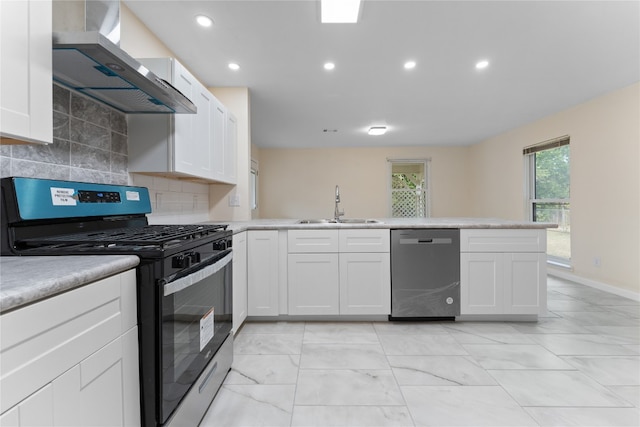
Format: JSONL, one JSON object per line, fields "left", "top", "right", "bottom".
{"left": 17, "top": 224, "right": 228, "bottom": 249}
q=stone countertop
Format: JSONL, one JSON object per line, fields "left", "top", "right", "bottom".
{"left": 219, "top": 217, "right": 557, "bottom": 233}
{"left": 0, "top": 255, "right": 139, "bottom": 313}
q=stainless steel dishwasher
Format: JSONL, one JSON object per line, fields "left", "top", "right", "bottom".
{"left": 390, "top": 229, "right": 460, "bottom": 320}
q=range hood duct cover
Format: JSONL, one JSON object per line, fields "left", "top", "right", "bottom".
{"left": 52, "top": 0, "right": 196, "bottom": 114}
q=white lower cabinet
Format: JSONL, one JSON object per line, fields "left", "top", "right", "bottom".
{"left": 286, "top": 229, "right": 390, "bottom": 316}
{"left": 339, "top": 252, "right": 390, "bottom": 315}
{"left": 232, "top": 231, "right": 248, "bottom": 332}
{"left": 0, "top": 270, "right": 140, "bottom": 426}
{"left": 247, "top": 230, "right": 280, "bottom": 316}
{"left": 460, "top": 229, "right": 546, "bottom": 316}
{"left": 288, "top": 253, "right": 340, "bottom": 315}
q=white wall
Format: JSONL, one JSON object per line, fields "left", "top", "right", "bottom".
{"left": 258, "top": 146, "right": 470, "bottom": 219}
{"left": 467, "top": 83, "right": 640, "bottom": 295}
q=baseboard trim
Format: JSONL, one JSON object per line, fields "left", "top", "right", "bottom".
{"left": 548, "top": 268, "right": 640, "bottom": 302}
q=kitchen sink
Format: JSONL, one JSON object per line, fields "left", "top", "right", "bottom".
{"left": 297, "top": 218, "right": 382, "bottom": 224}
{"left": 297, "top": 219, "right": 337, "bottom": 224}
{"left": 339, "top": 218, "right": 382, "bottom": 224}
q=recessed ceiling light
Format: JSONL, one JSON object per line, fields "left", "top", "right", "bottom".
{"left": 404, "top": 61, "right": 416, "bottom": 70}
{"left": 475, "top": 60, "right": 490, "bottom": 70}
{"left": 368, "top": 126, "right": 387, "bottom": 136}
{"left": 228, "top": 63, "right": 240, "bottom": 71}
{"left": 321, "top": 0, "right": 361, "bottom": 23}
{"left": 324, "top": 62, "right": 335, "bottom": 71}
{"left": 195, "top": 15, "right": 213, "bottom": 27}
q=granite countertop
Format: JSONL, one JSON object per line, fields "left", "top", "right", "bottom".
{"left": 0, "top": 255, "right": 140, "bottom": 313}
{"left": 220, "top": 217, "right": 557, "bottom": 233}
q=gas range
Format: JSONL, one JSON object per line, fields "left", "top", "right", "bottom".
{"left": 1, "top": 177, "right": 233, "bottom": 427}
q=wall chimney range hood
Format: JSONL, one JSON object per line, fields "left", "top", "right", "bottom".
{"left": 52, "top": 0, "right": 196, "bottom": 114}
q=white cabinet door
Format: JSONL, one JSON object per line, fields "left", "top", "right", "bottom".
{"left": 339, "top": 252, "right": 390, "bottom": 315}
{"left": 0, "top": 384, "right": 53, "bottom": 427}
{"left": 192, "top": 84, "right": 213, "bottom": 177}
{"left": 288, "top": 253, "right": 340, "bottom": 315}
{"left": 225, "top": 113, "right": 238, "bottom": 183}
{"left": 211, "top": 97, "right": 226, "bottom": 182}
{"left": 504, "top": 252, "right": 545, "bottom": 315}
{"left": 460, "top": 252, "right": 503, "bottom": 315}
{"left": 233, "top": 232, "right": 248, "bottom": 332}
{"left": 171, "top": 61, "right": 197, "bottom": 173}
{"left": 53, "top": 337, "right": 126, "bottom": 427}
{"left": 0, "top": 0, "right": 52, "bottom": 144}
{"left": 248, "top": 230, "right": 280, "bottom": 316}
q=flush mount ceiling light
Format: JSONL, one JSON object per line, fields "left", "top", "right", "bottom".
{"left": 475, "top": 60, "right": 490, "bottom": 70}
{"left": 324, "top": 62, "right": 335, "bottom": 70}
{"left": 368, "top": 126, "right": 387, "bottom": 136}
{"left": 321, "top": 0, "right": 361, "bottom": 23}
{"left": 404, "top": 61, "right": 416, "bottom": 70}
{"left": 195, "top": 15, "right": 213, "bottom": 27}
{"left": 228, "top": 63, "right": 240, "bottom": 71}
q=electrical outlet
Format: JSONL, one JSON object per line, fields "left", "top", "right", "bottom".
{"left": 229, "top": 194, "right": 241, "bottom": 207}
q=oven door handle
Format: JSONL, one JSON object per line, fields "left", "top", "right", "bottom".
{"left": 162, "top": 251, "right": 233, "bottom": 297}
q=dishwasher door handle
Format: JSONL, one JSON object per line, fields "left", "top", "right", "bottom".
{"left": 399, "top": 238, "right": 453, "bottom": 245}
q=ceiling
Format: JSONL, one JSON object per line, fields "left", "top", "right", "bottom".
{"left": 124, "top": 0, "right": 640, "bottom": 149}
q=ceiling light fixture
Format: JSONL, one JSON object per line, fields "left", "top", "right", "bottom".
{"left": 195, "top": 15, "right": 213, "bottom": 27}
{"left": 475, "top": 60, "right": 490, "bottom": 70}
{"left": 404, "top": 61, "right": 416, "bottom": 70}
{"left": 228, "top": 63, "right": 240, "bottom": 71}
{"left": 321, "top": 0, "right": 361, "bottom": 23}
{"left": 324, "top": 62, "right": 335, "bottom": 70}
{"left": 368, "top": 126, "right": 387, "bottom": 136}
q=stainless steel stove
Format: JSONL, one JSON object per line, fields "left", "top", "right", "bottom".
{"left": 1, "top": 177, "right": 233, "bottom": 427}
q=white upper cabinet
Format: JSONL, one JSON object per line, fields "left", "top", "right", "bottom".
{"left": 0, "top": 0, "right": 53, "bottom": 145}
{"left": 211, "top": 97, "right": 237, "bottom": 184}
{"left": 128, "top": 58, "right": 235, "bottom": 183}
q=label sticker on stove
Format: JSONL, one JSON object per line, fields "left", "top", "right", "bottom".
{"left": 125, "top": 191, "right": 140, "bottom": 201}
{"left": 50, "top": 187, "right": 77, "bottom": 206}
{"left": 200, "top": 308, "right": 215, "bottom": 351}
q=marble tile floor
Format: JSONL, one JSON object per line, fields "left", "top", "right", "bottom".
{"left": 200, "top": 276, "right": 640, "bottom": 426}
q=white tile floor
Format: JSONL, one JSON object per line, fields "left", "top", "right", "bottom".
{"left": 200, "top": 277, "right": 640, "bottom": 426}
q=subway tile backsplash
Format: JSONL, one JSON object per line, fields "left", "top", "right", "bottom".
{"left": 131, "top": 174, "right": 210, "bottom": 224}
{"left": 0, "top": 83, "right": 210, "bottom": 223}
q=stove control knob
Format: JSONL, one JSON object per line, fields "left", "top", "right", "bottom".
{"left": 212, "top": 240, "right": 227, "bottom": 251}
{"left": 172, "top": 254, "right": 191, "bottom": 269}
{"left": 189, "top": 251, "right": 201, "bottom": 264}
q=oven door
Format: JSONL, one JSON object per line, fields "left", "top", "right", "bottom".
{"left": 159, "top": 250, "right": 232, "bottom": 424}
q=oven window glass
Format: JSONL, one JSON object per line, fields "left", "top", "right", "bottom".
{"left": 161, "top": 257, "right": 232, "bottom": 420}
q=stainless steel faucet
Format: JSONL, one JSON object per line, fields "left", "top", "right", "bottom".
{"left": 334, "top": 185, "right": 344, "bottom": 222}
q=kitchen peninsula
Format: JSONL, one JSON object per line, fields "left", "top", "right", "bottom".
{"left": 218, "top": 217, "right": 555, "bottom": 332}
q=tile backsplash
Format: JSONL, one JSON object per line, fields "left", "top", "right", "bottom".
{"left": 1, "top": 84, "right": 129, "bottom": 184}
{"left": 1, "top": 83, "right": 211, "bottom": 223}
{"left": 130, "top": 174, "right": 210, "bottom": 224}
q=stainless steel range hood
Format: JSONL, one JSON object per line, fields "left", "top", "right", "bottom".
{"left": 52, "top": 0, "right": 196, "bottom": 114}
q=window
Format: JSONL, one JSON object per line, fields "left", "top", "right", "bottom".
{"left": 388, "top": 159, "right": 430, "bottom": 217}
{"left": 524, "top": 136, "right": 570, "bottom": 265}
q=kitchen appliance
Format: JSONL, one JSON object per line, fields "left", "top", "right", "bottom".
{"left": 390, "top": 229, "right": 460, "bottom": 320}
{"left": 52, "top": 0, "right": 196, "bottom": 114}
{"left": 0, "top": 177, "right": 232, "bottom": 427}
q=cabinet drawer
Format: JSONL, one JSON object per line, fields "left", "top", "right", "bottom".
{"left": 460, "top": 229, "right": 546, "bottom": 253}
{"left": 339, "top": 229, "right": 390, "bottom": 253}
{"left": 288, "top": 230, "right": 339, "bottom": 253}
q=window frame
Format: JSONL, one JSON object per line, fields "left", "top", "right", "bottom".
{"left": 523, "top": 136, "right": 571, "bottom": 267}
{"left": 387, "top": 158, "right": 431, "bottom": 218}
